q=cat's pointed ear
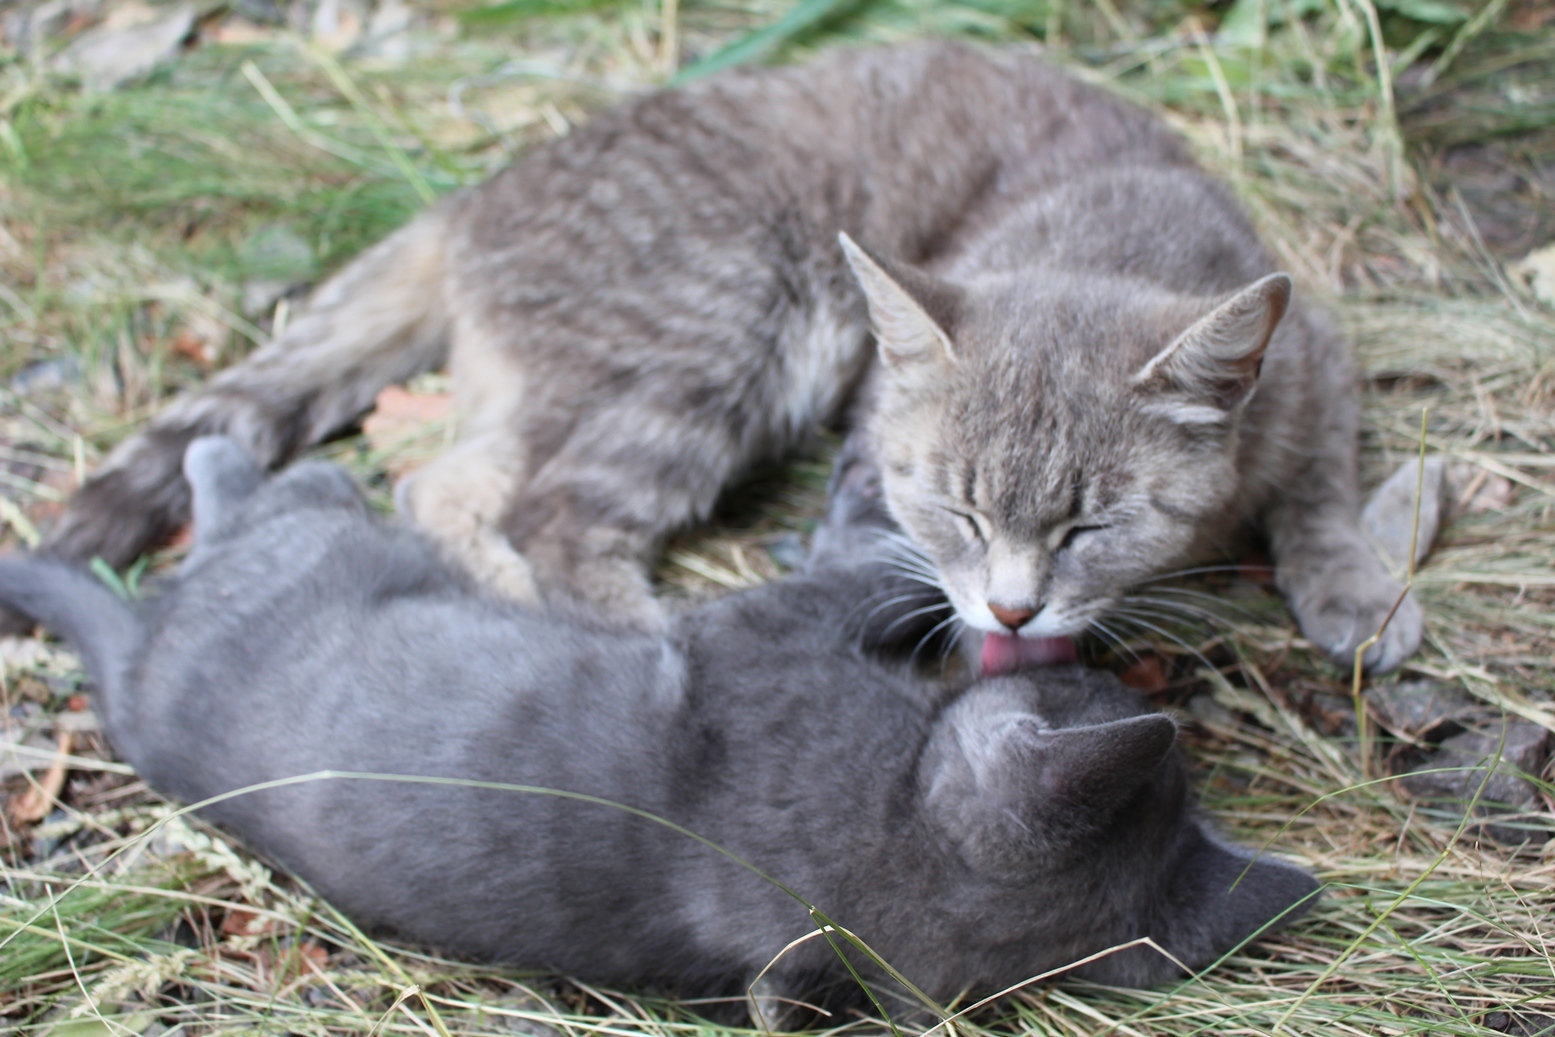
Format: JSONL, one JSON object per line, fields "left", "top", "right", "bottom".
{"left": 1132, "top": 274, "right": 1292, "bottom": 420}
{"left": 838, "top": 232, "right": 960, "bottom": 369}
{"left": 922, "top": 686, "right": 1177, "bottom": 872}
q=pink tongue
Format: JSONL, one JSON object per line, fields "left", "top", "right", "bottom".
{"left": 980, "top": 632, "right": 1078, "bottom": 676}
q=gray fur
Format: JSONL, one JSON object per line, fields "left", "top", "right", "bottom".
{"left": 0, "top": 437, "right": 1318, "bottom": 1020}
{"left": 42, "top": 41, "right": 1416, "bottom": 669}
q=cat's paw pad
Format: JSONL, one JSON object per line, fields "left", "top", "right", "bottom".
{"left": 1298, "top": 582, "right": 1422, "bottom": 674}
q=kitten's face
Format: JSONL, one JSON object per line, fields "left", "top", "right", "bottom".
{"left": 841, "top": 236, "right": 1289, "bottom": 641}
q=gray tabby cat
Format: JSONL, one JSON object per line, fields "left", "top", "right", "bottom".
{"left": 41, "top": 41, "right": 1419, "bottom": 671}
{"left": 0, "top": 436, "right": 1317, "bottom": 1020}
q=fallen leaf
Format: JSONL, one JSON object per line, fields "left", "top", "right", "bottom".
{"left": 362, "top": 385, "right": 454, "bottom": 477}
{"left": 1120, "top": 654, "right": 1169, "bottom": 694}
{"left": 365, "top": 385, "right": 454, "bottom": 434}
{"left": 298, "top": 940, "right": 329, "bottom": 970}
{"left": 221, "top": 907, "right": 288, "bottom": 938}
{"left": 171, "top": 329, "right": 217, "bottom": 368}
{"left": 7, "top": 729, "right": 72, "bottom": 825}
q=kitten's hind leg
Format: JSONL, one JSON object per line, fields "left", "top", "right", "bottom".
{"left": 1266, "top": 502, "right": 1422, "bottom": 674}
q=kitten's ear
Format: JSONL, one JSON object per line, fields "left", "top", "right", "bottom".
{"left": 1133, "top": 274, "right": 1292, "bottom": 420}
{"left": 838, "top": 232, "right": 960, "bottom": 369}
{"left": 183, "top": 436, "right": 263, "bottom": 548}
{"left": 1161, "top": 835, "right": 1320, "bottom": 976}
{"left": 1075, "top": 832, "right": 1321, "bottom": 986}
{"left": 922, "top": 686, "right": 1177, "bottom": 872}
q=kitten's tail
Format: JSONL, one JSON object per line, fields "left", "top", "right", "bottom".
{"left": 40, "top": 198, "right": 461, "bottom": 572}
{"left": 0, "top": 557, "right": 143, "bottom": 704}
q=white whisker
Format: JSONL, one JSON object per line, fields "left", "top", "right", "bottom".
{"left": 910, "top": 613, "right": 962, "bottom": 668}
{"left": 1109, "top": 610, "right": 1217, "bottom": 673}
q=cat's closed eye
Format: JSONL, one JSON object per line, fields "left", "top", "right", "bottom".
{"left": 1053, "top": 522, "right": 1111, "bottom": 551}
{"left": 945, "top": 506, "right": 992, "bottom": 546}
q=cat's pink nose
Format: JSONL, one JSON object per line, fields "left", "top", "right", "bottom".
{"left": 988, "top": 603, "right": 1037, "bottom": 630}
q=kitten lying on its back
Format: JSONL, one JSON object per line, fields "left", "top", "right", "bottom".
{"left": 45, "top": 41, "right": 1417, "bottom": 672}
{"left": 0, "top": 438, "right": 1317, "bottom": 1020}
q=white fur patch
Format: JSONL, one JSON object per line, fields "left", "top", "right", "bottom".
{"left": 1140, "top": 399, "right": 1232, "bottom": 427}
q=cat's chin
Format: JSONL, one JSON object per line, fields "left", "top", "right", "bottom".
{"left": 979, "top": 632, "right": 1077, "bottom": 675}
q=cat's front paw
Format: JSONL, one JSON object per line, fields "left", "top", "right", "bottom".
{"left": 1293, "top": 575, "right": 1422, "bottom": 674}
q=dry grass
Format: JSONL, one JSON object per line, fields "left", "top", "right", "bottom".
{"left": 1, "top": 0, "right": 1553, "bottom": 1034}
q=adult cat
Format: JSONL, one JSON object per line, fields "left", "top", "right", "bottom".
{"left": 0, "top": 436, "right": 1317, "bottom": 1020}
{"left": 40, "top": 41, "right": 1418, "bottom": 671}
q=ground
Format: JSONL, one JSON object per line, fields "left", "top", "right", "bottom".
{"left": 0, "top": 0, "right": 1552, "bottom": 1034}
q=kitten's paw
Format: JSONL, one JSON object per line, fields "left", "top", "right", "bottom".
{"left": 824, "top": 433, "right": 893, "bottom": 532}
{"left": 550, "top": 553, "right": 666, "bottom": 633}
{"left": 1294, "top": 577, "right": 1422, "bottom": 674}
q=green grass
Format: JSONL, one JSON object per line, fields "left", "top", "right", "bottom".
{"left": 1, "top": 0, "right": 1553, "bottom": 1034}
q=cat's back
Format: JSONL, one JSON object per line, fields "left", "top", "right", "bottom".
{"left": 457, "top": 42, "right": 1191, "bottom": 266}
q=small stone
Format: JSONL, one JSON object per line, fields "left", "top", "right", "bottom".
{"left": 240, "top": 223, "right": 315, "bottom": 283}
{"left": 1, "top": 0, "right": 97, "bottom": 55}
{"left": 1400, "top": 718, "right": 1552, "bottom": 843}
{"left": 1362, "top": 455, "right": 1446, "bottom": 573}
{"left": 9, "top": 357, "right": 82, "bottom": 394}
{"left": 52, "top": 3, "right": 195, "bottom": 91}
{"left": 1366, "top": 679, "right": 1484, "bottom": 741}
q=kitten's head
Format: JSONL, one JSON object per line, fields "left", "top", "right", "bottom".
{"left": 917, "top": 668, "right": 1318, "bottom": 985}
{"left": 840, "top": 234, "right": 1290, "bottom": 641}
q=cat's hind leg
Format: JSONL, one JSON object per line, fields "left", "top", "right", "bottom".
{"left": 395, "top": 431, "right": 539, "bottom": 605}
{"left": 500, "top": 400, "right": 780, "bottom": 631}
{"left": 393, "top": 321, "right": 540, "bottom": 604}
{"left": 44, "top": 202, "right": 458, "bottom": 572}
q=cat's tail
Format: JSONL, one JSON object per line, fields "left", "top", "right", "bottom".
{"left": 39, "top": 198, "right": 461, "bottom": 573}
{"left": 0, "top": 557, "right": 143, "bottom": 704}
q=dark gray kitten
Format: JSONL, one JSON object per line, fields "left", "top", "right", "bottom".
{"left": 0, "top": 437, "right": 1316, "bottom": 1021}
{"left": 44, "top": 41, "right": 1416, "bottom": 671}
